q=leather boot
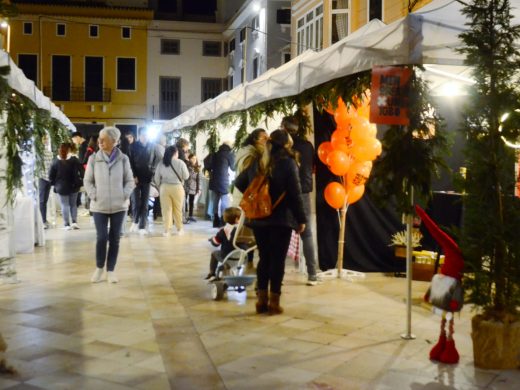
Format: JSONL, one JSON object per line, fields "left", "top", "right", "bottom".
{"left": 255, "top": 290, "right": 268, "bottom": 314}
{"left": 268, "top": 292, "right": 284, "bottom": 315}
{"left": 212, "top": 216, "right": 220, "bottom": 228}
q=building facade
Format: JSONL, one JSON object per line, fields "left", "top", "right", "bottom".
{"left": 290, "top": 0, "right": 433, "bottom": 57}
{"left": 9, "top": 1, "right": 152, "bottom": 137}
{"left": 147, "top": 20, "right": 227, "bottom": 122}
{"left": 224, "top": 0, "right": 292, "bottom": 90}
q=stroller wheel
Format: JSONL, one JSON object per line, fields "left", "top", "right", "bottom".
{"left": 210, "top": 282, "right": 225, "bottom": 301}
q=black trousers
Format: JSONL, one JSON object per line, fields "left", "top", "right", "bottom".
{"left": 253, "top": 225, "right": 293, "bottom": 294}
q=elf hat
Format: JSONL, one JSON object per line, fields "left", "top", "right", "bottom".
{"left": 415, "top": 205, "right": 464, "bottom": 280}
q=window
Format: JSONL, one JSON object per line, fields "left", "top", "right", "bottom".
{"left": 85, "top": 56, "right": 104, "bottom": 101}
{"left": 117, "top": 58, "right": 136, "bottom": 91}
{"left": 239, "top": 27, "right": 246, "bottom": 43}
{"left": 282, "top": 52, "right": 291, "bottom": 64}
{"left": 331, "top": 0, "right": 349, "bottom": 44}
{"left": 56, "top": 23, "right": 66, "bottom": 37}
{"left": 228, "top": 75, "right": 233, "bottom": 90}
{"left": 251, "top": 15, "right": 259, "bottom": 31}
{"left": 296, "top": 4, "right": 323, "bottom": 55}
{"left": 368, "top": 0, "right": 383, "bottom": 21}
{"left": 121, "top": 26, "right": 131, "bottom": 39}
{"left": 52, "top": 55, "right": 70, "bottom": 101}
{"left": 223, "top": 42, "right": 228, "bottom": 56}
{"left": 89, "top": 25, "right": 99, "bottom": 38}
{"left": 276, "top": 9, "right": 291, "bottom": 24}
{"left": 201, "top": 78, "right": 222, "bottom": 102}
{"left": 159, "top": 77, "right": 180, "bottom": 119}
{"left": 161, "top": 39, "right": 180, "bottom": 55}
{"left": 252, "top": 57, "right": 259, "bottom": 79}
{"left": 23, "top": 22, "right": 33, "bottom": 35}
{"left": 203, "top": 41, "right": 221, "bottom": 57}
{"left": 229, "top": 38, "right": 235, "bottom": 53}
{"left": 18, "top": 54, "right": 37, "bottom": 85}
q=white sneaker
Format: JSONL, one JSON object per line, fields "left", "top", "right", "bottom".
{"left": 91, "top": 268, "right": 104, "bottom": 283}
{"left": 162, "top": 232, "right": 170, "bottom": 237}
{"left": 64, "top": 225, "right": 72, "bottom": 231}
{"left": 129, "top": 223, "right": 139, "bottom": 233}
{"left": 71, "top": 223, "right": 80, "bottom": 230}
{"left": 138, "top": 229, "right": 148, "bottom": 236}
{"left": 81, "top": 210, "right": 90, "bottom": 217}
{"left": 107, "top": 271, "right": 119, "bottom": 283}
{"left": 177, "top": 229, "right": 185, "bottom": 236}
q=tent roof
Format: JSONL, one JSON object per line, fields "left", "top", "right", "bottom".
{"left": 1, "top": 50, "right": 75, "bottom": 131}
{"left": 162, "top": 0, "right": 520, "bottom": 133}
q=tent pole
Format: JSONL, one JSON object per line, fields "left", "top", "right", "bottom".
{"left": 401, "top": 185, "right": 416, "bottom": 340}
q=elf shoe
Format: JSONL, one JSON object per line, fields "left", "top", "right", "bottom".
{"left": 429, "top": 332, "right": 447, "bottom": 361}
{"left": 439, "top": 338, "right": 459, "bottom": 364}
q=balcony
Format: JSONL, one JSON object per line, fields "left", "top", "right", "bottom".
{"left": 43, "top": 86, "right": 111, "bottom": 103}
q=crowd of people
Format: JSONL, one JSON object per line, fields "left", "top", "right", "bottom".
{"left": 36, "top": 115, "right": 321, "bottom": 311}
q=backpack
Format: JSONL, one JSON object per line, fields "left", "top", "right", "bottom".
{"left": 239, "top": 174, "right": 286, "bottom": 219}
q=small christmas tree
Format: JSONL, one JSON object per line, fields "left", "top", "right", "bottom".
{"left": 458, "top": 0, "right": 520, "bottom": 319}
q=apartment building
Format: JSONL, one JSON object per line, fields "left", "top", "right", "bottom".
{"left": 291, "top": 0, "right": 434, "bottom": 57}
{"left": 9, "top": 0, "right": 152, "bottom": 137}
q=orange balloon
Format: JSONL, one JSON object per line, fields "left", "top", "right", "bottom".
{"left": 330, "top": 129, "right": 351, "bottom": 149}
{"left": 350, "top": 116, "right": 372, "bottom": 143}
{"left": 351, "top": 138, "right": 382, "bottom": 161}
{"left": 357, "top": 103, "right": 370, "bottom": 119}
{"left": 346, "top": 185, "right": 365, "bottom": 204}
{"left": 324, "top": 182, "right": 346, "bottom": 209}
{"left": 346, "top": 161, "right": 372, "bottom": 187}
{"left": 327, "top": 150, "right": 352, "bottom": 176}
{"left": 317, "top": 141, "right": 334, "bottom": 164}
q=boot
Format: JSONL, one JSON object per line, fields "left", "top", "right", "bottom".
{"left": 439, "top": 318, "right": 459, "bottom": 364}
{"left": 268, "top": 292, "right": 284, "bottom": 315}
{"left": 255, "top": 290, "right": 268, "bottom": 314}
{"left": 429, "top": 317, "right": 447, "bottom": 361}
{"left": 212, "top": 216, "right": 220, "bottom": 228}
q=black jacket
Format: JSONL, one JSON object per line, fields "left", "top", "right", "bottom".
{"left": 292, "top": 136, "right": 314, "bottom": 194}
{"left": 207, "top": 144, "right": 235, "bottom": 194}
{"left": 49, "top": 156, "right": 84, "bottom": 195}
{"left": 130, "top": 141, "right": 161, "bottom": 183}
{"left": 235, "top": 156, "right": 307, "bottom": 230}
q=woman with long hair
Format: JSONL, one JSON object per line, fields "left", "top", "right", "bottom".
{"left": 235, "top": 129, "right": 307, "bottom": 315}
{"left": 154, "top": 145, "right": 189, "bottom": 237}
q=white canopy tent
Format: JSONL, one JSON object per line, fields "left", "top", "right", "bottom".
{"left": 162, "top": 0, "right": 520, "bottom": 133}
{"left": 0, "top": 49, "right": 75, "bottom": 131}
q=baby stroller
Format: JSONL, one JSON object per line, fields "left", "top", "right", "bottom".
{"left": 209, "top": 209, "right": 257, "bottom": 301}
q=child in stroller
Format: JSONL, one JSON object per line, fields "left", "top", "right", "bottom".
{"left": 206, "top": 207, "right": 256, "bottom": 300}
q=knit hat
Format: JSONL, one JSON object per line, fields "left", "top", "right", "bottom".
{"left": 415, "top": 205, "right": 464, "bottom": 280}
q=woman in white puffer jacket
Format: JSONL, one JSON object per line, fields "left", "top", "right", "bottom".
{"left": 84, "top": 126, "right": 135, "bottom": 284}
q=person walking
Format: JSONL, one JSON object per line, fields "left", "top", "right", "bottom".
{"left": 153, "top": 145, "right": 189, "bottom": 237}
{"left": 206, "top": 141, "right": 235, "bottom": 227}
{"left": 281, "top": 115, "right": 321, "bottom": 285}
{"left": 235, "top": 130, "right": 307, "bottom": 315}
{"left": 185, "top": 153, "right": 201, "bottom": 222}
{"left": 129, "top": 128, "right": 162, "bottom": 235}
{"left": 49, "top": 143, "right": 84, "bottom": 230}
{"left": 37, "top": 134, "right": 54, "bottom": 229}
{"left": 84, "top": 126, "right": 134, "bottom": 283}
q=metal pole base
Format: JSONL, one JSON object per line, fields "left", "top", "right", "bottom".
{"left": 400, "top": 333, "right": 416, "bottom": 340}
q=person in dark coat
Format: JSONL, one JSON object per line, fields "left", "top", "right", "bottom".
{"left": 235, "top": 130, "right": 307, "bottom": 315}
{"left": 206, "top": 141, "right": 235, "bottom": 227}
{"left": 281, "top": 115, "right": 320, "bottom": 285}
{"left": 49, "top": 143, "right": 84, "bottom": 230}
{"left": 129, "top": 128, "right": 162, "bottom": 234}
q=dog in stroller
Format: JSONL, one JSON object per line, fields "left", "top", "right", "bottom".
{"left": 207, "top": 208, "right": 256, "bottom": 301}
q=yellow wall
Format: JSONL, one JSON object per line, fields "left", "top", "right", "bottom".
{"left": 9, "top": 4, "right": 152, "bottom": 128}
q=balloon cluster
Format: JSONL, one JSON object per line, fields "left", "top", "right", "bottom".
{"left": 318, "top": 96, "right": 382, "bottom": 209}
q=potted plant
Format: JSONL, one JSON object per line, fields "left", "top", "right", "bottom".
{"left": 390, "top": 229, "right": 423, "bottom": 258}
{"left": 458, "top": 0, "right": 520, "bottom": 369}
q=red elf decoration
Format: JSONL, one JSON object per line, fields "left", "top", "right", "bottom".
{"left": 415, "top": 205, "right": 464, "bottom": 364}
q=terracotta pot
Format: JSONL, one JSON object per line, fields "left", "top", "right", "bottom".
{"left": 472, "top": 315, "right": 520, "bottom": 369}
